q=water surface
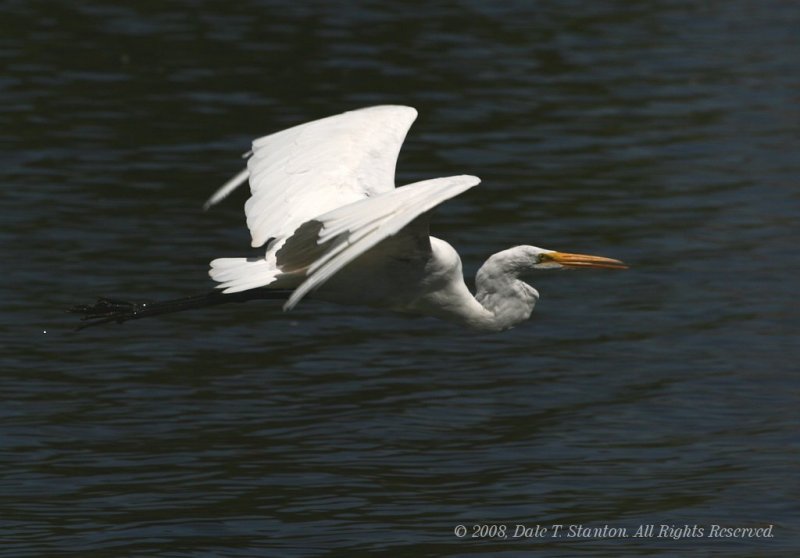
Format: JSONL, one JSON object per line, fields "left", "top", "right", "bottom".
{"left": 2, "top": 1, "right": 798, "bottom": 556}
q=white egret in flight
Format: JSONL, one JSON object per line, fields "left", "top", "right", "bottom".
{"left": 72, "top": 106, "right": 626, "bottom": 332}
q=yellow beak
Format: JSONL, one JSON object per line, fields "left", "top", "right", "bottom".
{"left": 545, "top": 251, "right": 628, "bottom": 269}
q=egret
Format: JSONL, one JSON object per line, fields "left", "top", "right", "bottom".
{"left": 72, "top": 105, "right": 626, "bottom": 332}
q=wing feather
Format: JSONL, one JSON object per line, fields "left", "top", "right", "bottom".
{"left": 204, "top": 105, "right": 418, "bottom": 248}
{"left": 280, "top": 175, "right": 480, "bottom": 310}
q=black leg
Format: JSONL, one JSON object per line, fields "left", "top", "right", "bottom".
{"left": 69, "top": 289, "right": 293, "bottom": 330}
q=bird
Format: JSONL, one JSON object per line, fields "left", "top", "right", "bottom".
{"left": 71, "top": 105, "right": 626, "bottom": 332}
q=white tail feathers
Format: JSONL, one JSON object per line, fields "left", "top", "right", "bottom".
{"left": 209, "top": 257, "right": 281, "bottom": 293}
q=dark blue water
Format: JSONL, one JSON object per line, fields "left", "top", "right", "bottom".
{"left": 2, "top": 1, "right": 798, "bottom": 556}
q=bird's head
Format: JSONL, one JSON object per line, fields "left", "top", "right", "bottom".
{"left": 526, "top": 246, "right": 627, "bottom": 271}
{"left": 478, "top": 245, "right": 626, "bottom": 284}
{"left": 474, "top": 245, "right": 627, "bottom": 331}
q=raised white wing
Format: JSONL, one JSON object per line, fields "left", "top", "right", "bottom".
{"left": 205, "top": 105, "right": 418, "bottom": 248}
{"left": 278, "top": 175, "right": 480, "bottom": 310}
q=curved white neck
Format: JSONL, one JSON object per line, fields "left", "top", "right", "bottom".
{"left": 473, "top": 253, "right": 539, "bottom": 331}
{"left": 432, "top": 249, "right": 539, "bottom": 332}
{"left": 412, "top": 243, "right": 542, "bottom": 333}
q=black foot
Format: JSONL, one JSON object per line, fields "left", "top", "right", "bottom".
{"left": 69, "top": 297, "right": 145, "bottom": 329}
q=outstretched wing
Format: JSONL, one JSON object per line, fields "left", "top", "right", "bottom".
{"left": 276, "top": 175, "right": 480, "bottom": 310}
{"left": 205, "top": 105, "right": 418, "bottom": 248}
